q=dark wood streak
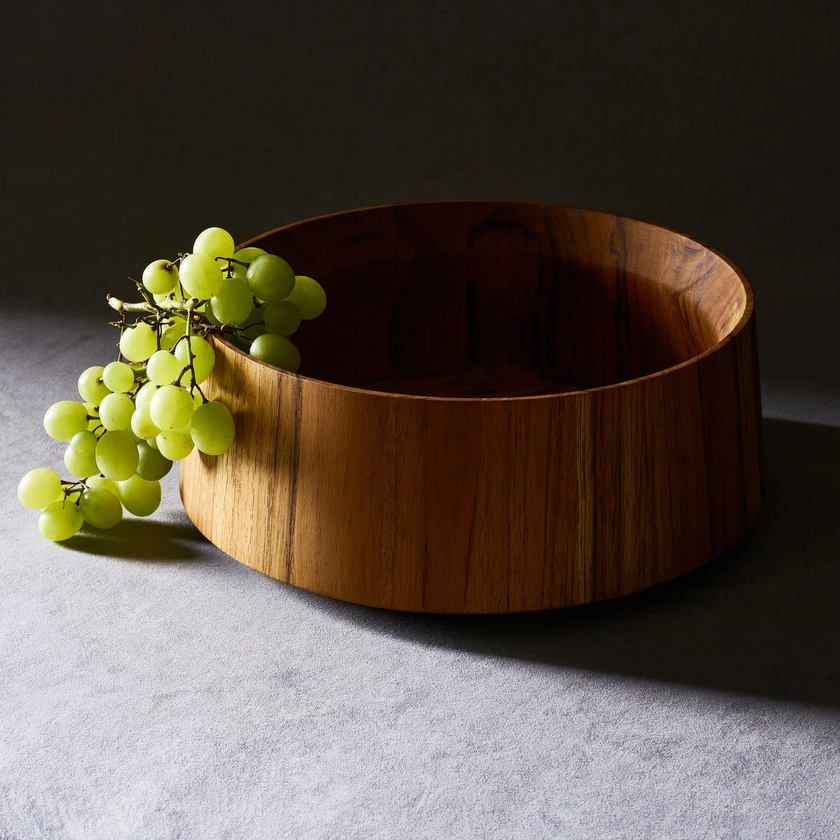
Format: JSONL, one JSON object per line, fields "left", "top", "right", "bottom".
{"left": 462, "top": 443, "right": 481, "bottom": 612}
{"left": 284, "top": 375, "right": 303, "bottom": 585}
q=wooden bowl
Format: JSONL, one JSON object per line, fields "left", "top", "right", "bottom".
{"left": 180, "top": 200, "right": 764, "bottom": 613}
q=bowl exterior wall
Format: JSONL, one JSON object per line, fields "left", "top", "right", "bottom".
{"left": 180, "top": 316, "right": 764, "bottom": 613}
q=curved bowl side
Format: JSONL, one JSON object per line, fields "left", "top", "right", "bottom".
{"left": 180, "top": 201, "right": 764, "bottom": 613}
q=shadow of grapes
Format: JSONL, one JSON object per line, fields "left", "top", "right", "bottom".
{"left": 59, "top": 516, "right": 208, "bottom": 561}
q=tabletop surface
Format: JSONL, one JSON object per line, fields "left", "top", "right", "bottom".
{"left": 1, "top": 306, "right": 838, "bottom": 839}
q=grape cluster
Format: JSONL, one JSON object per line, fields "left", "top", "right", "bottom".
{"left": 17, "top": 226, "right": 327, "bottom": 541}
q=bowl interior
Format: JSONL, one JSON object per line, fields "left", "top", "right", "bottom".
{"left": 245, "top": 202, "right": 748, "bottom": 398}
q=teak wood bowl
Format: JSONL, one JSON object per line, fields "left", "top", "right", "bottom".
{"left": 180, "top": 200, "right": 765, "bottom": 614}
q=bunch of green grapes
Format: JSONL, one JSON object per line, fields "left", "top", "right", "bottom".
{"left": 17, "top": 226, "right": 327, "bottom": 541}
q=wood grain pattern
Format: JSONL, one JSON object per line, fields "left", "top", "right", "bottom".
{"left": 180, "top": 200, "right": 765, "bottom": 613}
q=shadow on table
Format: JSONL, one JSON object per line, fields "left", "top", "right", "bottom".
{"left": 300, "top": 416, "right": 840, "bottom": 709}
{"left": 59, "top": 516, "right": 208, "bottom": 561}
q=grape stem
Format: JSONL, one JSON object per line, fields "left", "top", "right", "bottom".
{"left": 61, "top": 480, "right": 87, "bottom": 502}
{"left": 215, "top": 256, "right": 250, "bottom": 267}
{"left": 108, "top": 296, "right": 182, "bottom": 314}
{"left": 172, "top": 308, "right": 208, "bottom": 403}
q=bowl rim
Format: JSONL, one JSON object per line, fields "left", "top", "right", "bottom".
{"left": 221, "top": 199, "right": 755, "bottom": 403}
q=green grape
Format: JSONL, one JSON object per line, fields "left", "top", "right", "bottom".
{"left": 87, "top": 475, "right": 118, "bottom": 495}
{"left": 18, "top": 468, "right": 63, "bottom": 509}
{"left": 174, "top": 336, "right": 215, "bottom": 384}
{"left": 190, "top": 401, "right": 235, "bottom": 455}
{"left": 78, "top": 365, "right": 110, "bottom": 404}
{"left": 286, "top": 275, "right": 327, "bottom": 319}
{"left": 180, "top": 253, "right": 223, "bottom": 299}
{"left": 210, "top": 276, "right": 253, "bottom": 325}
{"left": 39, "top": 499, "right": 83, "bottom": 541}
{"left": 249, "top": 333, "right": 301, "bottom": 372}
{"left": 147, "top": 350, "right": 182, "bottom": 386}
{"left": 98, "top": 392, "right": 135, "bottom": 432}
{"left": 131, "top": 405, "right": 161, "bottom": 440}
{"left": 229, "top": 246, "right": 266, "bottom": 280}
{"left": 233, "top": 246, "right": 266, "bottom": 262}
{"left": 142, "top": 259, "right": 179, "bottom": 295}
{"left": 246, "top": 254, "right": 295, "bottom": 303}
{"left": 102, "top": 361, "right": 135, "bottom": 393}
{"left": 70, "top": 430, "right": 98, "bottom": 456}
{"left": 64, "top": 444, "right": 99, "bottom": 478}
{"left": 79, "top": 487, "right": 123, "bottom": 529}
{"left": 150, "top": 384, "right": 194, "bottom": 431}
{"left": 119, "top": 322, "right": 158, "bottom": 362}
{"left": 263, "top": 301, "right": 302, "bottom": 336}
{"left": 193, "top": 227, "right": 235, "bottom": 259}
{"left": 44, "top": 400, "right": 90, "bottom": 441}
{"left": 135, "top": 382, "right": 158, "bottom": 409}
{"left": 156, "top": 429, "right": 194, "bottom": 461}
{"left": 147, "top": 436, "right": 160, "bottom": 450}
{"left": 117, "top": 474, "right": 161, "bottom": 517}
{"left": 95, "top": 430, "right": 140, "bottom": 480}
{"left": 204, "top": 303, "right": 223, "bottom": 326}
{"left": 136, "top": 440, "right": 173, "bottom": 481}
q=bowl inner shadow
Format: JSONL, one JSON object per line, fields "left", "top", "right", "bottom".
{"left": 252, "top": 253, "right": 745, "bottom": 398}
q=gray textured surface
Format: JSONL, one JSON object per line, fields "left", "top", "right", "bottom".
{"left": 1, "top": 308, "right": 839, "bottom": 839}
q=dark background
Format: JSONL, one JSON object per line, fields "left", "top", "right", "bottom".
{"left": 0, "top": 0, "right": 837, "bottom": 392}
